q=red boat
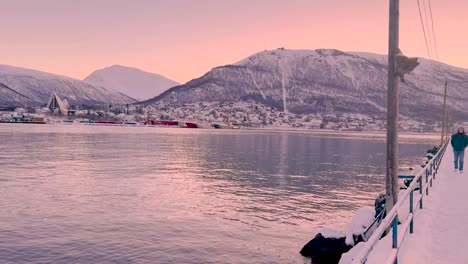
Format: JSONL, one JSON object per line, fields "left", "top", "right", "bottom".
{"left": 186, "top": 122, "right": 198, "bottom": 128}
{"left": 98, "top": 120, "right": 113, "bottom": 124}
{"left": 144, "top": 120, "right": 179, "bottom": 126}
{"left": 144, "top": 120, "right": 198, "bottom": 128}
{"left": 98, "top": 120, "right": 122, "bottom": 125}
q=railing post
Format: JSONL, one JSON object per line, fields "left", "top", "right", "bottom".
{"left": 419, "top": 177, "right": 423, "bottom": 209}
{"left": 427, "top": 166, "right": 431, "bottom": 197}
{"left": 392, "top": 215, "right": 398, "bottom": 264}
{"left": 430, "top": 178, "right": 433, "bottom": 188}
{"left": 410, "top": 190, "right": 414, "bottom": 233}
{"left": 392, "top": 215, "right": 398, "bottom": 248}
{"left": 426, "top": 169, "right": 429, "bottom": 196}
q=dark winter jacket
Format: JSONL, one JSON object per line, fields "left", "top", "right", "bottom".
{"left": 451, "top": 133, "right": 468, "bottom": 151}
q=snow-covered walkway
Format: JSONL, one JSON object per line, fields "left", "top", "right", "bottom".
{"left": 396, "top": 145, "right": 468, "bottom": 263}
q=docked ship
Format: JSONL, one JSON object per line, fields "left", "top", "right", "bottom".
{"left": 0, "top": 116, "right": 46, "bottom": 124}
{"left": 144, "top": 120, "right": 198, "bottom": 128}
{"left": 212, "top": 123, "right": 233, "bottom": 129}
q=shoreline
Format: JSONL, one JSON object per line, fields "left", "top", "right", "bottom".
{"left": 0, "top": 122, "right": 440, "bottom": 141}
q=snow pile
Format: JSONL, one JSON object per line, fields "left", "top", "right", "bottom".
{"left": 338, "top": 242, "right": 367, "bottom": 264}
{"left": 319, "top": 227, "right": 345, "bottom": 239}
{"left": 300, "top": 205, "right": 377, "bottom": 262}
{"left": 344, "top": 206, "right": 376, "bottom": 246}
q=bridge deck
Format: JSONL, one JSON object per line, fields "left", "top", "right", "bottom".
{"left": 396, "top": 144, "right": 468, "bottom": 263}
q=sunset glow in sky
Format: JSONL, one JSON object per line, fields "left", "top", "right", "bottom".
{"left": 1, "top": 0, "right": 467, "bottom": 83}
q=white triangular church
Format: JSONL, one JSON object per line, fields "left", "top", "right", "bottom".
{"left": 47, "top": 92, "right": 69, "bottom": 114}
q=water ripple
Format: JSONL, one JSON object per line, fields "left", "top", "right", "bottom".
{"left": 0, "top": 124, "right": 437, "bottom": 263}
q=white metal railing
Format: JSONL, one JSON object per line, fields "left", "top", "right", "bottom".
{"left": 348, "top": 139, "right": 450, "bottom": 264}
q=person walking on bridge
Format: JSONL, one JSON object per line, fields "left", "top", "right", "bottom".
{"left": 451, "top": 127, "right": 468, "bottom": 172}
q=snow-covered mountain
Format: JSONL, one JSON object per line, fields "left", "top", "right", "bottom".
{"left": 0, "top": 82, "right": 36, "bottom": 107}
{"left": 84, "top": 65, "right": 180, "bottom": 101}
{"left": 0, "top": 64, "right": 135, "bottom": 107}
{"left": 143, "top": 48, "right": 468, "bottom": 122}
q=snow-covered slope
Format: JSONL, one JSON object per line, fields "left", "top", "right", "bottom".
{"left": 0, "top": 64, "right": 135, "bottom": 107}
{"left": 84, "top": 65, "right": 180, "bottom": 101}
{"left": 0, "top": 82, "right": 36, "bottom": 107}
{"left": 144, "top": 48, "right": 468, "bottom": 122}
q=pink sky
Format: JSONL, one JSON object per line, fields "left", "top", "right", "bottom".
{"left": 0, "top": 0, "right": 467, "bottom": 83}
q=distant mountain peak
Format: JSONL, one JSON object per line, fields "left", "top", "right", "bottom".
{"left": 0, "top": 64, "right": 134, "bottom": 107}
{"left": 84, "top": 65, "right": 180, "bottom": 101}
{"left": 107, "top": 64, "right": 142, "bottom": 70}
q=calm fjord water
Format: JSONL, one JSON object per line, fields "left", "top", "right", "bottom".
{"left": 0, "top": 125, "right": 437, "bottom": 263}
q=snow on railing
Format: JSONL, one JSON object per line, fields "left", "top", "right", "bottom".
{"left": 348, "top": 139, "right": 450, "bottom": 264}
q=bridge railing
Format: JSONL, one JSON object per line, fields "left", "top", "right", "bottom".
{"left": 348, "top": 139, "right": 450, "bottom": 264}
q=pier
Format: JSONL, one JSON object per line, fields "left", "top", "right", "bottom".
{"left": 343, "top": 140, "right": 468, "bottom": 263}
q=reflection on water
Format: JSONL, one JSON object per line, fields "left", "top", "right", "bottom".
{"left": 0, "top": 125, "right": 437, "bottom": 263}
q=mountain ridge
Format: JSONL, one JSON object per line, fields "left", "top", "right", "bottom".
{"left": 84, "top": 65, "right": 180, "bottom": 101}
{"left": 0, "top": 82, "right": 37, "bottom": 107}
{"left": 141, "top": 48, "right": 468, "bottom": 122}
{"left": 0, "top": 64, "right": 135, "bottom": 107}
